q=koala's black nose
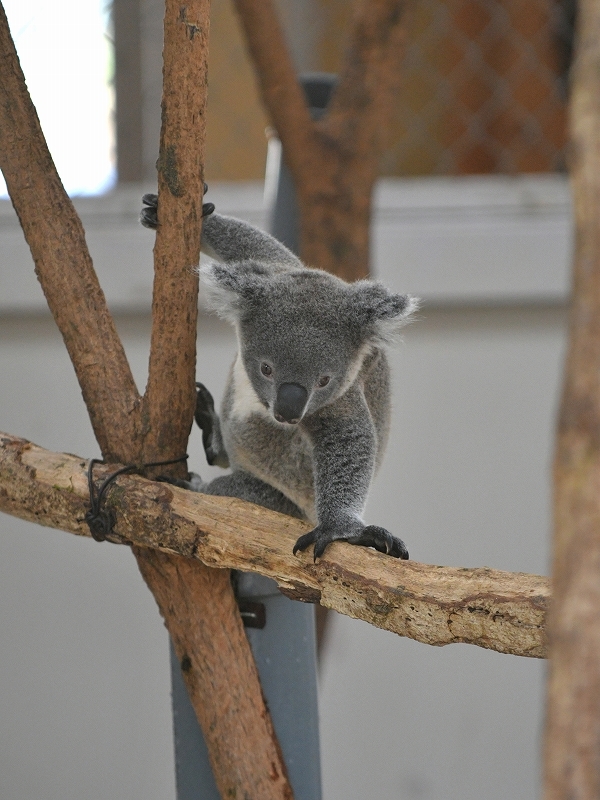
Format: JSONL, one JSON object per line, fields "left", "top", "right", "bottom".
{"left": 274, "top": 383, "right": 308, "bottom": 424}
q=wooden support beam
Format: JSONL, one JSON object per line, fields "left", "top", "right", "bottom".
{"left": 0, "top": 431, "right": 550, "bottom": 660}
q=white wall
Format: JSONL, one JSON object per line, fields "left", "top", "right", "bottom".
{"left": 0, "top": 177, "right": 570, "bottom": 799}
{"left": 320, "top": 305, "right": 565, "bottom": 800}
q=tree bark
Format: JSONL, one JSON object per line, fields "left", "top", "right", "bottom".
{"left": 142, "top": 0, "right": 207, "bottom": 467}
{"left": 0, "top": 432, "right": 550, "bottom": 659}
{"left": 0, "top": 1, "right": 141, "bottom": 461}
{"left": 0, "top": 2, "right": 292, "bottom": 796}
{"left": 299, "top": 0, "right": 407, "bottom": 277}
{"left": 544, "top": 1, "right": 600, "bottom": 797}
{"left": 232, "top": 0, "right": 407, "bottom": 281}
{"left": 135, "top": 550, "right": 292, "bottom": 799}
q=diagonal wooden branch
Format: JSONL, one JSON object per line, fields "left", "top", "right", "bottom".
{"left": 0, "top": 2, "right": 141, "bottom": 462}
{"left": 322, "top": 0, "right": 407, "bottom": 167}
{"left": 0, "top": 2, "right": 292, "bottom": 796}
{"left": 231, "top": 0, "right": 407, "bottom": 281}
{"left": 0, "top": 432, "right": 550, "bottom": 660}
{"left": 299, "top": 0, "right": 407, "bottom": 278}
{"left": 231, "top": 0, "right": 319, "bottom": 180}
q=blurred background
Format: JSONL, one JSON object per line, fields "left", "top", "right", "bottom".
{"left": 0, "top": 0, "right": 574, "bottom": 798}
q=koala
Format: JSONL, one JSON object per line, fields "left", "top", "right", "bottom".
{"left": 141, "top": 193, "right": 418, "bottom": 560}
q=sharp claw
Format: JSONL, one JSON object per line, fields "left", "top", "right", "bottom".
{"left": 294, "top": 524, "right": 408, "bottom": 560}
{"left": 196, "top": 382, "right": 216, "bottom": 411}
{"left": 313, "top": 541, "right": 327, "bottom": 561}
{"left": 140, "top": 209, "right": 158, "bottom": 229}
{"left": 293, "top": 530, "right": 315, "bottom": 555}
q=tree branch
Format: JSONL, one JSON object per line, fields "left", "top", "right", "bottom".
{"left": 544, "top": 0, "right": 600, "bottom": 795}
{"left": 0, "top": 432, "right": 550, "bottom": 660}
{"left": 132, "top": 2, "right": 293, "bottom": 795}
{"left": 231, "top": 0, "right": 319, "bottom": 181}
{"left": 0, "top": 2, "right": 141, "bottom": 462}
{"left": 143, "top": 1, "right": 207, "bottom": 465}
{"left": 297, "top": 0, "right": 407, "bottom": 278}
{"left": 322, "top": 0, "right": 406, "bottom": 167}
{"left": 231, "top": 0, "right": 408, "bottom": 281}
{"left": 134, "top": 550, "right": 293, "bottom": 799}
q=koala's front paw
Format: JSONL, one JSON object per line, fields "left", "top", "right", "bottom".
{"left": 140, "top": 185, "right": 215, "bottom": 230}
{"left": 140, "top": 193, "right": 158, "bottom": 228}
{"left": 293, "top": 522, "right": 409, "bottom": 561}
{"left": 350, "top": 525, "right": 409, "bottom": 559}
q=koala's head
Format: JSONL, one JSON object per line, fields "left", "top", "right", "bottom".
{"left": 200, "top": 261, "right": 418, "bottom": 425}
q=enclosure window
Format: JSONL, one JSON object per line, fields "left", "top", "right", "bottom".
{"left": 0, "top": 0, "right": 115, "bottom": 197}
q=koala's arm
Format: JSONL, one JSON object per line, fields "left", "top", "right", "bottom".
{"left": 140, "top": 193, "right": 301, "bottom": 271}
{"left": 296, "top": 388, "right": 409, "bottom": 560}
{"left": 201, "top": 213, "right": 302, "bottom": 272}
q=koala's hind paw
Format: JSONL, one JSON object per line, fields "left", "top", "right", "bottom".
{"left": 293, "top": 523, "right": 409, "bottom": 561}
{"left": 195, "top": 382, "right": 219, "bottom": 465}
{"left": 140, "top": 187, "right": 214, "bottom": 230}
{"left": 156, "top": 471, "right": 204, "bottom": 491}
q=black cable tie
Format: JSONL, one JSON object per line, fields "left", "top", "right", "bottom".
{"left": 84, "top": 454, "right": 188, "bottom": 542}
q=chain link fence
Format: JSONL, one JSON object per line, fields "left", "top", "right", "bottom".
{"left": 376, "top": 0, "right": 572, "bottom": 175}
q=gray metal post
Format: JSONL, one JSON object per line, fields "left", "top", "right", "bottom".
{"left": 171, "top": 73, "right": 337, "bottom": 800}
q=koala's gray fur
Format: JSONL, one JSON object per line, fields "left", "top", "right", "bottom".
{"left": 141, "top": 196, "right": 418, "bottom": 559}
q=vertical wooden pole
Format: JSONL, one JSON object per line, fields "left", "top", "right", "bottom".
{"left": 132, "top": 1, "right": 294, "bottom": 796}
{"left": 545, "top": 1, "right": 600, "bottom": 796}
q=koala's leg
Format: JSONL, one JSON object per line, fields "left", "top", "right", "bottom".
{"left": 203, "top": 470, "right": 306, "bottom": 519}
{"left": 295, "top": 387, "right": 409, "bottom": 561}
{"left": 164, "top": 468, "right": 305, "bottom": 520}
{"left": 199, "top": 213, "right": 301, "bottom": 270}
{"left": 194, "top": 382, "right": 229, "bottom": 468}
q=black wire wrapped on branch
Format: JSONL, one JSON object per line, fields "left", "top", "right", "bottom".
{"left": 84, "top": 455, "right": 188, "bottom": 541}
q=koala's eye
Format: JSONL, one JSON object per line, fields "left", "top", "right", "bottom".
{"left": 261, "top": 362, "right": 273, "bottom": 378}
{"left": 316, "top": 375, "right": 330, "bottom": 388}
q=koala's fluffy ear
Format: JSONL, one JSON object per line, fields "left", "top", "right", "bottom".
{"left": 198, "top": 261, "right": 268, "bottom": 323}
{"left": 350, "top": 281, "right": 419, "bottom": 345}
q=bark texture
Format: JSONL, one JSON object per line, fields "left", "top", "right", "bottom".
{"left": 0, "top": 2, "right": 141, "bottom": 461}
{"left": 135, "top": 550, "right": 292, "bottom": 799}
{"left": 0, "top": 2, "right": 292, "bottom": 796}
{"left": 544, "top": 1, "right": 600, "bottom": 797}
{"left": 143, "top": 0, "right": 207, "bottom": 466}
{"left": 0, "top": 432, "right": 550, "bottom": 659}
{"left": 233, "top": 0, "right": 407, "bottom": 280}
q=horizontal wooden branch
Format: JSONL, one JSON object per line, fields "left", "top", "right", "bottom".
{"left": 0, "top": 431, "right": 550, "bottom": 659}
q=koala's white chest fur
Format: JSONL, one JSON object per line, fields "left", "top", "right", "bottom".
{"left": 223, "top": 356, "right": 316, "bottom": 520}
{"left": 230, "top": 355, "right": 270, "bottom": 421}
